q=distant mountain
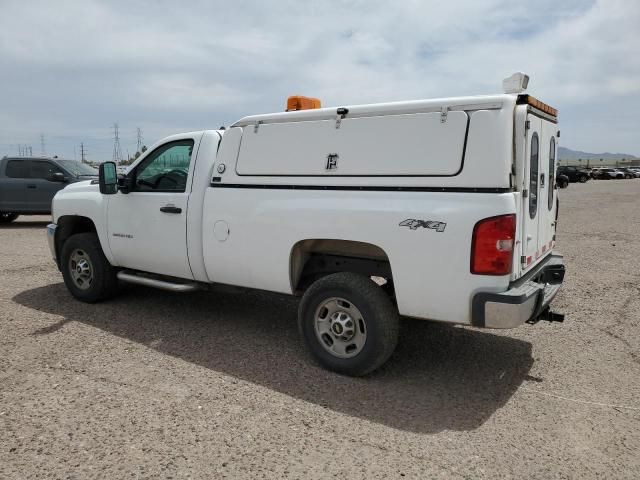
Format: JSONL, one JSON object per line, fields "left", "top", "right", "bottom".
{"left": 558, "top": 147, "right": 637, "bottom": 161}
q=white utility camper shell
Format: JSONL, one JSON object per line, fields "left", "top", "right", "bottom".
{"left": 231, "top": 95, "right": 515, "bottom": 188}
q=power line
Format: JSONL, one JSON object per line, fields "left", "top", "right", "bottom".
{"left": 136, "top": 127, "right": 143, "bottom": 153}
{"left": 112, "top": 123, "right": 123, "bottom": 164}
{"left": 17, "top": 145, "right": 33, "bottom": 157}
{"left": 80, "top": 142, "right": 87, "bottom": 163}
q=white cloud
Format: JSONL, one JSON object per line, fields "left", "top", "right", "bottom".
{"left": 0, "top": 0, "right": 638, "bottom": 159}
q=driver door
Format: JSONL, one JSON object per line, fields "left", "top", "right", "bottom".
{"left": 107, "top": 135, "right": 201, "bottom": 279}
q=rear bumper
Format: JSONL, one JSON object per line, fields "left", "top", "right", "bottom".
{"left": 46, "top": 223, "right": 57, "bottom": 263}
{"left": 472, "top": 253, "right": 565, "bottom": 329}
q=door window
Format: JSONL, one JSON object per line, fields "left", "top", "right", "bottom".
{"left": 30, "top": 161, "right": 64, "bottom": 180}
{"left": 133, "top": 140, "right": 194, "bottom": 192}
{"left": 6, "top": 160, "right": 30, "bottom": 178}
{"left": 548, "top": 137, "right": 556, "bottom": 210}
{"left": 529, "top": 133, "right": 539, "bottom": 219}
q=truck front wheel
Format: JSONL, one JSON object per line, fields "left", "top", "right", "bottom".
{"left": 298, "top": 272, "right": 399, "bottom": 376}
{"left": 60, "top": 233, "right": 119, "bottom": 303}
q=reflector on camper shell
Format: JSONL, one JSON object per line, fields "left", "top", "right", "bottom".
{"left": 286, "top": 95, "right": 321, "bottom": 111}
{"left": 517, "top": 94, "right": 558, "bottom": 117}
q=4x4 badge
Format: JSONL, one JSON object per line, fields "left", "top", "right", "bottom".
{"left": 399, "top": 219, "right": 446, "bottom": 232}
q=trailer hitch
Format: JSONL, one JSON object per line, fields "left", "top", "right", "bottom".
{"left": 527, "top": 307, "right": 565, "bottom": 324}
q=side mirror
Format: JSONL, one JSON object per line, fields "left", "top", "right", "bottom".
{"left": 99, "top": 162, "right": 118, "bottom": 194}
{"left": 50, "top": 172, "right": 68, "bottom": 183}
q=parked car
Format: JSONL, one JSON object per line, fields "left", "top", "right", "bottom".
{"left": 47, "top": 74, "right": 565, "bottom": 376}
{"left": 617, "top": 168, "right": 640, "bottom": 179}
{"left": 557, "top": 166, "right": 590, "bottom": 183}
{"left": 596, "top": 168, "right": 625, "bottom": 180}
{"left": 0, "top": 157, "right": 97, "bottom": 223}
{"left": 556, "top": 173, "right": 570, "bottom": 188}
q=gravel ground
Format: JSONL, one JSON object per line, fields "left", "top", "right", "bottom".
{"left": 1, "top": 180, "right": 639, "bottom": 479}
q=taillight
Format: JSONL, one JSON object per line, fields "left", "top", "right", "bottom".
{"left": 471, "top": 214, "right": 516, "bottom": 275}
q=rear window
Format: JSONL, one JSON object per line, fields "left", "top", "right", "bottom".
{"left": 5, "top": 160, "right": 30, "bottom": 178}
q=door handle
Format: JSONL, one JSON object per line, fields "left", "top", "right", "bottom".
{"left": 27, "top": 184, "right": 37, "bottom": 189}
{"left": 160, "top": 206, "right": 182, "bottom": 214}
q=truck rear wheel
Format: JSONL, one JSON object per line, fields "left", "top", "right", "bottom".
{"left": 0, "top": 213, "right": 19, "bottom": 224}
{"left": 298, "top": 272, "right": 399, "bottom": 376}
{"left": 60, "top": 233, "right": 119, "bottom": 303}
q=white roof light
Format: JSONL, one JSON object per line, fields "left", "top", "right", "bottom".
{"left": 502, "top": 72, "right": 530, "bottom": 94}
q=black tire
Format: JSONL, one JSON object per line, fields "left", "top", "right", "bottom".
{"left": 298, "top": 272, "right": 399, "bottom": 376}
{"left": 558, "top": 179, "right": 569, "bottom": 189}
{"left": 60, "top": 232, "right": 119, "bottom": 303}
{"left": 0, "top": 213, "right": 19, "bottom": 224}
{"left": 579, "top": 175, "right": 588, "bottom": 183}
{"left": 625, "top": 174, "right": 632, "bottom": 179}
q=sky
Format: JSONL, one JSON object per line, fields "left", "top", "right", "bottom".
{"left": 1, "top": 0, "right": 639, "bottom": 161}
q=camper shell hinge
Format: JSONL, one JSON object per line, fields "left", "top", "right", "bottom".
{"left": 525, "top": 120, "right": 531, "bottom": 131}
{"left": 335, "top": 107, "right": 349, "bottom": 129}
{"left": 440, "top": 106, "right": 449, "bottom": 123}
{"left": 253, "top": 120, "right": 264, "bottom": 134}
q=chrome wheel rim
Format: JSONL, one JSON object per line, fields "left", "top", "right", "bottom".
{"left": 69, "top": 249, "right": 93, "bottom": 290}
{"left": 314, "top": 297, "right": 367, "bottom": 358}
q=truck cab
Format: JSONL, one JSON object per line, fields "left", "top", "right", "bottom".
{"left": 46, "top": 73, "right": 565, "bottom": 376}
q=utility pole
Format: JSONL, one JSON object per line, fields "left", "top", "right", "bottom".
{"left": 136, "top": 127, "right": 143, "bottom": 153}
{"left": 40, "top": 134, "right": 46, "bottom": 157}
{"left": 80, "top": 142, "right": 87, "bottom": 163}
{"left": 112, "top": 123, "right": 123, "bottom": 164}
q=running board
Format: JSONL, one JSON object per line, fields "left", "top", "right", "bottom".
{"left": 116, "top": 271, "right": 199, "bottom": 292}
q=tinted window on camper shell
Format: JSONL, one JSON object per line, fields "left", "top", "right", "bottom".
{"left": 548, "top": 137, "right": 556, "bottom": 211}
{"left": 529, "top": 133, "right": 539, "bottom": 219}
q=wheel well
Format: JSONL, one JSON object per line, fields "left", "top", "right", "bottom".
{"left": 55, "top": 216, "right": 98, "bottom": 265}
{"left": 290, "top": 239, "right": 393, "bottom": 295}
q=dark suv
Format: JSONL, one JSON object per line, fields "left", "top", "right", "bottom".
{"left": 0, "top": 157, "right": 97, "bottom": 223}
{"left": 557, "top": 166, "right": 590, "bottom": 183}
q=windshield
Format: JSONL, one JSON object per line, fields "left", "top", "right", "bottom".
{"left": 56, "top": 160, "right": 98, "bottom": 176}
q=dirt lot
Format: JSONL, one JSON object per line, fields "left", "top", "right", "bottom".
{"left": 1, "top": 180, "right": 639, "bottom": 479}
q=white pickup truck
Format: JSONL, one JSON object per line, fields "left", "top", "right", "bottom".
{"left": 47, "top": 73, "right": 565, "bottom": 376}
